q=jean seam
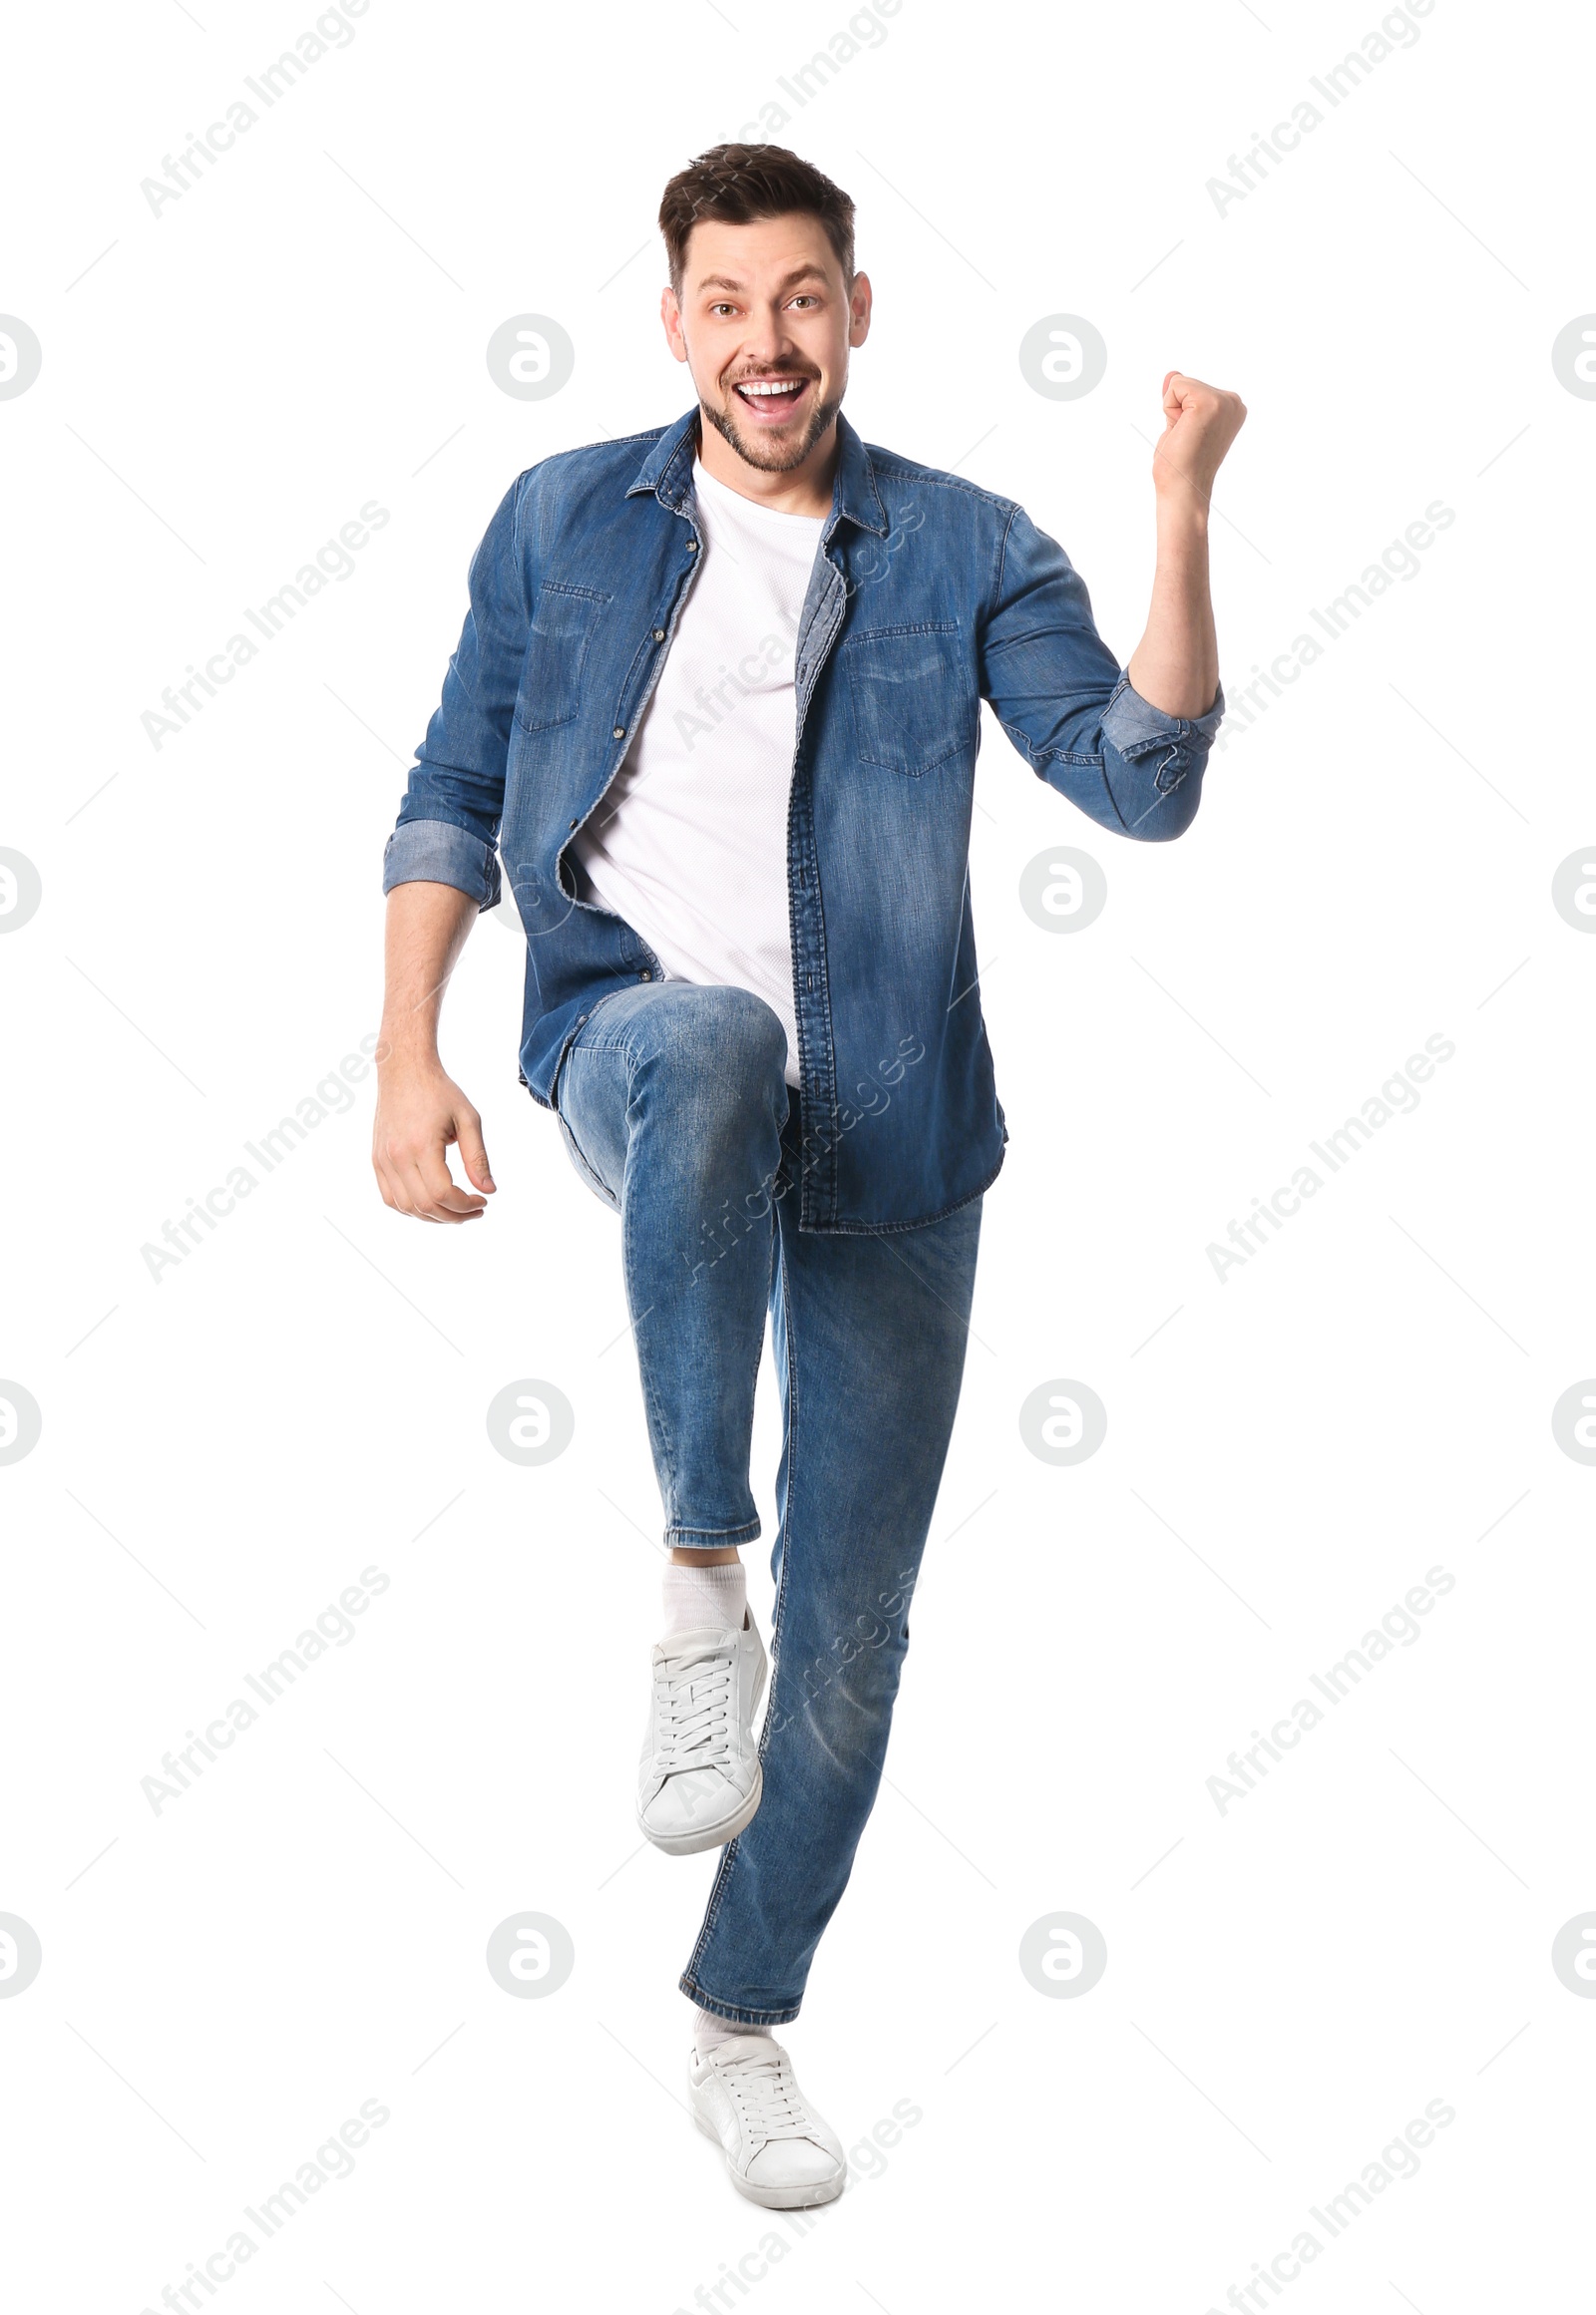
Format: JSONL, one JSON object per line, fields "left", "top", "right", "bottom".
{"left": 557, "top": 1108, "right": 617, "bottom": 1209}
{"left": 727, "top": 1096, "right": 782, "bottom": 1503}
{"left": 677, "top": 1979, "right": 800, "bottom": 2028}
{"left": 665, "top": 1517, "right": 762, "bottom": 1548}
{"left": 679, "top": 1214, "right": 801, "bottom": 2007}
{"left": 680, "top": 1087, "right": 782, "bottom": 1555}
{"left": 794, "top": 1147, "right": 1004, "bottom": 1237}
{"left": 670, "top": 1068, "right": 783, "bottom": 1547}
{"left": 611, "top": 1040, "right": 682, "bottom": 1529}
{"left": 681, "top": 1826, "right": 739, "bottom": 1989}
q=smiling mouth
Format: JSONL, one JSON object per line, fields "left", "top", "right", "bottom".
{"left": 729, "top": 375, "right": 813, "bottom": 422}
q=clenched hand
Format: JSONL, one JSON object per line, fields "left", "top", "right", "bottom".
{"left": 1151, "top": 371, "right": 1247, "bottom": 508}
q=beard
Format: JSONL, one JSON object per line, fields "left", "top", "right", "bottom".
{"left": 700, "top": 381, "right": 844, "bottom": 475}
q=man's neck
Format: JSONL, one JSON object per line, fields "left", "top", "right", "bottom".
{"left": 693, "top": 411, "right": 839, "bottom": 520}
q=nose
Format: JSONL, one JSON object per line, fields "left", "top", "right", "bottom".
{"left": 738, "top": 313, "right": 808, "bottom": 370}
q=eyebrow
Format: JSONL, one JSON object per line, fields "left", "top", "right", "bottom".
{"left": 693, "top": 265, "right": 830, "bottom": 295}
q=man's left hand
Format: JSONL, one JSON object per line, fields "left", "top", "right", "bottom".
{"left": 1152, "top": 372, "right": 1247, "bottom": 509}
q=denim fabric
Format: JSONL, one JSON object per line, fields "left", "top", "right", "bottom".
{"left": 554, "top": 979, "right": 981, "bottom": 2020}
{"left": 383, "top": 406, "right": 1225, "bottom": 1233}
{"left": 556, "top": 979, "right": 790, "bottom": 1548}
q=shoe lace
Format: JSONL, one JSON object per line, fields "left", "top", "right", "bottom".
{"left": 654, "top": 1638, "right": 737, "bottom": 1773}
{"left": 724, "top": 2047, "right": 812, "bottom": 2141}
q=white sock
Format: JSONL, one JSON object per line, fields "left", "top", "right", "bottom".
{"left": 693, "top": 2004, "right": 774, "bottom": 2056}
{"left": 661, "top": 1557, "right": 747, "bottom": 1639}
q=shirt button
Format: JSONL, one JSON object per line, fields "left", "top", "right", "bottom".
{"left": 685, "top": 541, "right": 698, "bottom": 554}
{"left": 569, "top": 817, "right": 579, "bottom": 829}
{"left": 577, "top": 1013, "right": 587, "bottom": 1024}
{"left": 652, "top": 627, "right": 665, "bottom": 641}
{"left": 612, "top": 725, "right": 625, "bottom": 740}
{"left": 638, "top": 969, "right": 651, "bottom": 980}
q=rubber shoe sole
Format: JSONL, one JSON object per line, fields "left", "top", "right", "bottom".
{"left": 692, "top": 2109, "right": 847, "bottom": 2208}
{"left": 638, "top": 1757, "right": 763, "bottom": 1856}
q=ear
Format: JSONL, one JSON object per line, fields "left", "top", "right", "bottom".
{"left": 660, "top": 284, "right": 689, "bottom": 365}
{"left": 848, "top": 269, "right": 873, "bottom": 349}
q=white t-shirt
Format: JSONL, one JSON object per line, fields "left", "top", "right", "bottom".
{"left": 570, "top": 458, "right": 826, "bottom": 1087}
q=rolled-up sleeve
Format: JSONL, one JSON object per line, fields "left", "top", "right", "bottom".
{"left": 381, "top": 473, "right": 532, "bottom": 912}
{"left": 980, "top": 502, "right": 1225, "bottom": 841}
{"left": 382, "top": 816, "right": 501, "bottom": 909}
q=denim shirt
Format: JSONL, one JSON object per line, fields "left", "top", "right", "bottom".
{"left": 382, "top": 406, "right": 1225, "bottom": 1233}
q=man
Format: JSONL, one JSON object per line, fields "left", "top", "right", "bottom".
{"left": 372, "top": 145, "right": 1244, "bottom": 2208}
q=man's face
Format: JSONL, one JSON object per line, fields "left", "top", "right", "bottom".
{"left": 661, "top": 212, "right": 871, "bottom": 475}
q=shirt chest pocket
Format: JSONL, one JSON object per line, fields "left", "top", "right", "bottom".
{"left": 514, "top": 581, "right": 610, "bottom": 734}
{"left": 842, "top": 620, "right": 973, "bottom": 777}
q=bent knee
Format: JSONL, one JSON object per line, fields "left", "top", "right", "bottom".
{"left": 651, "top": 985, "right": 789, "bottom": 1091}
{"left": 703, "top": 985, "right": 788, "bottom": 1071}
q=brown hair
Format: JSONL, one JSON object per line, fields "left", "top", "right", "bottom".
{"left": 658, "top": 145, "right": 856, "bottom": 297}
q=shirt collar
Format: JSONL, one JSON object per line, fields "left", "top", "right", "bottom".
{"left": 625, "top": 405, "right": 889, "bottom": 538}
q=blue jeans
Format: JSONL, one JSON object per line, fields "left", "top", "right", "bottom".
{"left": 554, "top": 980, "right": 982, "bottom": 2024}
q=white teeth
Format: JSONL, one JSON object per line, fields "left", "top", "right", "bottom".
{"left": 738, "top": 379, "right": 804, "bottom": 397}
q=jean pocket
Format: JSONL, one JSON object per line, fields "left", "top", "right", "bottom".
{"left": 514, "top": 581, "right": 610, "bottom": 734}
{"left": 843, "top": 621, "right": 974, "bottom": 776}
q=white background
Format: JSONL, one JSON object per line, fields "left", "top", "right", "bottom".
{"left": 3, "top": 0, "right": 1593, "bottom": 2307}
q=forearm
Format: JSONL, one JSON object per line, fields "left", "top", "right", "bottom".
{"left": 1126, "top": 499, "right": 1219, "bottom": 722}
{"left": 377, "top": 880, "right": 480, "bottom": 1066}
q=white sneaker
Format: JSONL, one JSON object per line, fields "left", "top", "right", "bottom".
{"left": 688, "top": 2035, "right": 847, "bottom": 2208}
{"left": 636, "top": 1614, "right": 766, "bottom": 1855}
